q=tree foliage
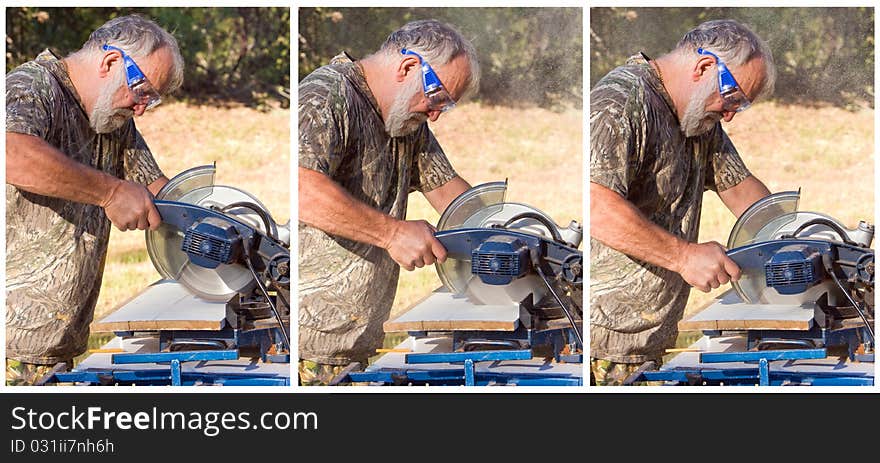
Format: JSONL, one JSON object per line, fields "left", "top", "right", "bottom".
{"left": 299, "top": 7, "right": 583, "bottom": 110}
{"left": 6, "top": 7, "right": 290, "bottom": 107}
{"left": 590, "top": 7, "right": 874, "bottom": 108}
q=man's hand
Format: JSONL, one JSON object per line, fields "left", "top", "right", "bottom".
{"left": 101, "top": 179, "right": 161, "bottom": 231}
{"left": 384, "top": 219, "right": 448, "bottom": 271}
{"left": 675, "top": 241, "right": 741, "bottom": 292}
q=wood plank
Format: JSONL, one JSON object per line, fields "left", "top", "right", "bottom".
{"left": 92, "top": 280, "right": 227, "bottom": 332}
{"left": 384, "top": 289, "right": 520, "bottom": 332}
{"left": 679, "top": 290, "right": 816, "bottom": 331}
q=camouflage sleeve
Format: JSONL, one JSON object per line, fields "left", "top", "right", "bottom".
{"left": 298, "top": 71, "right": 345, "bottom": 176}
{"left": 409, "top": 127, "right": 457, "bottom": 193}
{"left": 704, "top": 128, "right": 751, "bottom": 192}
{"left": 589, "top": 85, "right": 642, "bottom": 196}
{"left": 123, "top": 125, "right": 164, "bottom": 185}
{"left": 6, "top": 66, "right": 53, "bottom": 139}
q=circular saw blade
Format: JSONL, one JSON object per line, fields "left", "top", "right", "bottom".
{"left": 147, "top": 178, "right": 273, "bottom": 301}
{"left": 436, "top": 182, "right": 552, "bottom": 306}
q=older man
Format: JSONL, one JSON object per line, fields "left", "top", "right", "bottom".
{"left": 590, "top": 19, "right": 777, "bottom": 385}
{"left": 5, "top": 14, "right": 184, "bottom": 385}
{"left": 298, "top": 19, "right": 480, "bottom": 384}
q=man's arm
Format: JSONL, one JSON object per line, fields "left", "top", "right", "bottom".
{"left": 6, "top": 132, "right": 161, "bottom": 231}
{"left": 299, "top": 167, "right": 447, "bottom": 271}
{"left": 591, "top": 182, "right": 741, "bottom": 292}
{"left": 147, "top": 176, "right": 169, "bottom": 196}
{"left": 422, "top": 175, "right": 470, "bottom": 214}
{"left": 717, "top": 175, "right": 770, "bottom": 218}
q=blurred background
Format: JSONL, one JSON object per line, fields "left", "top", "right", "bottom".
{"left": 6, "top": 7, "right": 290, "bottom": 359}
{"left": 299, "top": 7, "right": 583, "bottom": 354}
{"left": 591, "top": 7, "right": 875, "bottom": 355}
{"left": 7, "top": 6, "right": 290, "bottom": 106}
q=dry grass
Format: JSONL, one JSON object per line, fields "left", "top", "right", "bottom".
{"left": 392, "top": 103, "right": 583, "bottom": 317}
{"left": 92, "top": 101, "right": 290, "bottom": 323}
{"left": 683, "top": 101, "right": 874, "bottom": 320}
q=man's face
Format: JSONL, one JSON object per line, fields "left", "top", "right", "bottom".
{"left": 385, "top": 53, "right": 470, "bottom": 137}
{"left": 90, "top": 46, "right": 173, "bottom": 134}
{"left": 680, "top": 56, "right": 766, "bottom": 138}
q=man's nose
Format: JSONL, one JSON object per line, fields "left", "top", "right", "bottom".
{"left": 133, "top": 104, "right": 147, "bottom": 117}
{"left": 427, "top": 110, "right": 442, "bottom": 122}
{"left": 722, "top": 111, "right": 736, "bottom": 122}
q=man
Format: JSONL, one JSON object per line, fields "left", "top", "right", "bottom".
{"left": 590, "top": 19, "right": 777, "bottom": 385}
{"left": 298, "top": 19, "right": 480, "bottom": 385}
{"left": 5, "top": 15, "right": 184, "bottom": 385}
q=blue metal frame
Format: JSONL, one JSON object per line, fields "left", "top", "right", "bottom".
{"left": 631, "top": 347, "right": 873, "bottom": 386}
{"left": 347, "top": 369, "right": 582, "bottom": 386}
{"left": 744, "top": 325, "right": 871, "bottom": 360}
{"left": 48, "top": 349, "right": 290, "bottom": 386}
{"left": 449, "top": 325, "right": 582, "bottom": 364}
{"left": 348, "top": 348, "right": 581, "bottom": 386}
{"left": 52, "top": 370, "right": 290, "bottom": 386}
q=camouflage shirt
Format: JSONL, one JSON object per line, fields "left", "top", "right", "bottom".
{"left": 298, "top": 52, "right": 457, "bottom": 365}
{"left": 6, "top": 49, "right": 163, "bottom": 364}
{"left": 590, "top": 54, "right": 750, "bottom": 363}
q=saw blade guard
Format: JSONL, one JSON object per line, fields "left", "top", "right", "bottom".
{"left": 727, "top": 190, "right": 801, "bottom": 249}
{"left": 146, "top": 165, "right": 276, "bottom": 301}
{"left": 435, "top": 181, "right": 579, "bottom": 305}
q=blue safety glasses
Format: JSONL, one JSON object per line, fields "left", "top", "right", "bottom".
{"left": 102, "top": 44, "right": 162, "bottom": 110}
{"left": 400, "top": 48, "right": 456, "bottom": 113}
{"left": 697, "top": 48, "right": 751, "bottom": 113}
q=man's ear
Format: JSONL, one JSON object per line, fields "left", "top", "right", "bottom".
{"left": 396, "top": 55, "right": 420, "bottom": 83}
{"left": 98, "top": 50, "right": 122, "bottom": 79}
{"left": 692, "top": 55, "right": 715, "bottom": 82}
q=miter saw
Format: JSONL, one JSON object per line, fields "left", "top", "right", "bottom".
{"left": 46, "top": 164, "right": 291, "bottom": 386}
{"left": 147, "top": 164, "right": 292, "bottom": 352}
{"left": 345, "top": 181, "right": 584, "bottom": 386}
{"left": 628, "top": 190, "right": 874, "bottom": 386}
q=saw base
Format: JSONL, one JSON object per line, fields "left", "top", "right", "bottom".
{"left": 343, "top": 287, "right": 582, "bottom": 386}
{"left": 42, "top": 281, "right": 290, "bottom": 386}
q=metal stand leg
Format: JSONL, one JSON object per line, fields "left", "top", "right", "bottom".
{"left": 171, "top": 359, "right": 182, "bottom": 386}
{"left": 464, "top": 359, "right": 475, "bottom": 386}
{"left": 758, "top": 358, "right": 769, "bottom": 386}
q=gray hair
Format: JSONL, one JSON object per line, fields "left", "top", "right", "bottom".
{"left": 378, "top": 19, "right": 481, "bottom": 101}
{"left": 72, "top": 14, "right": 184, "bottom": 94}
{"left": 675, "top": 19, "right": 776, "bottom": 100}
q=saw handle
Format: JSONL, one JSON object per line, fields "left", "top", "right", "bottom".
{"left": 780, "top": 217, "right": 860, "bottom": 247}
{"left": 500, "top": 211, "right": 566, "bottom": 244}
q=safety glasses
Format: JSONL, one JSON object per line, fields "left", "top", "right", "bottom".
{"left": 102, "top": 44, "right": 162, "bottom": 110}
{"left": 697, "top": 48, "right": 751, "bottom": 113}
{"left": 400, "top": 48, "right": 456, "bottom": 113}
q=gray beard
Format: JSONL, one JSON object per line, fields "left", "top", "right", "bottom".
{"left": 681, "top": 78, "right": 722, "bottom": 137}
{"left": 386, "top": 77, "right": 427, "bottom": 137}
{"left": 90, "top": 70, "right": 134, "bottom": 133}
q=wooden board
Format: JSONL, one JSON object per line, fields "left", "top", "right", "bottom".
{"left": 92, "top": 280, "right": 227, "bottom": 332}
{"left": 679, "top": 289, "right": 816, "bottom": 331}
{"left": 383, "top": 289, "right": 520, "bottom": 332}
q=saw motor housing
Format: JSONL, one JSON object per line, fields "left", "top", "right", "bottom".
{"left": 763, "top": 245, "right": 825, "bottom": 296}
{"left": 471, "top": 235, "right": 531, "bottom": 285}
{"left": 181, "top": 217, "right": 243, "bottom": 268}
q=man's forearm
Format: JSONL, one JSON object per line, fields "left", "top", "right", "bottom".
{"left": 298, "top": 166, "right": 396, "bottom": 248}
{"left": 423, "top": 175, "right": 470, "bottom": 214}
{"left": 590, "top": 182, "right": 687, "bottom": 273}
{"left": 718, "top": 175, "right": 771, "bottom": 218}
{"left": 6, "top": 132, "right": 119, "bottom": 206}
